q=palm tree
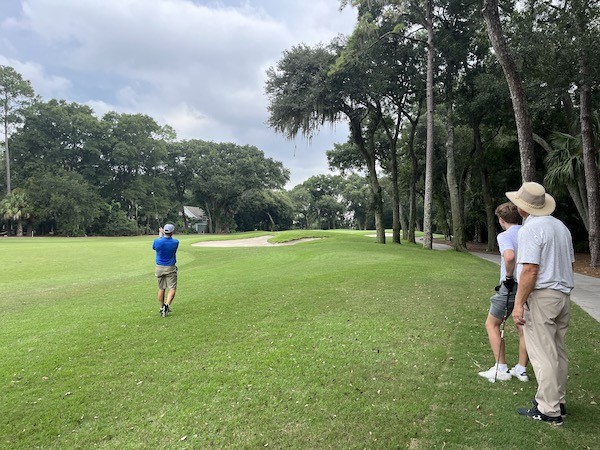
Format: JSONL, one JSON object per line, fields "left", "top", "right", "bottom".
{"left": 1, "top": 189, "right": 31, "bottom": 237}
{"left": 544, "top": 111, "right": 600, "bottom": 233}
{"left": 545, "top": 132, "right": 588, "bottom": 230}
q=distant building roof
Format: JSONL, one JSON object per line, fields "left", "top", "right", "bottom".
{"left": 183, "top": 206, "right": 206, "bottom": 220}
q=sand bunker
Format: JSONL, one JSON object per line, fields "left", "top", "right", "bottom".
{"left": 192, "top": 235, "right": 321, "bottom": 248}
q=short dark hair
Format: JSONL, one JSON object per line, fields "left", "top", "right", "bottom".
{"left": 495, "top": 202, "right": 521, "bottom": 224}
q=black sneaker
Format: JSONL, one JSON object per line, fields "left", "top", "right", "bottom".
{"left": 517, "top": 405, "right": 563, "bottom": 425}
{"left": 160, "top": 306, "right": 166, "bottom": 317}
{"left": 164, "top": 304, "right": 171, "bottom": 316}
{"left": 532, "top": 399, "right": 566, "bottom": 418}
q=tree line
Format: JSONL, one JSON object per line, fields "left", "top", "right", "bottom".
{"left": 265, "top": 0, "right": 599, "bottom": 266}
{"left": 2, "top": 0, "right": 599, "bottom": 268}
{"left": 0, "top": 66, "right": 380, "bottom": 238}
{"left": 0, "top": 66, "right": 290, "bottom": 236}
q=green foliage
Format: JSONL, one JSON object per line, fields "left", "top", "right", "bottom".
{"left": 1, "top": 232, "right": 598, "bottom": 448}
{"left": 10, "top": 100, "right": 105, "bottom": 182}
{"left": 265, "top": 44, "right": 342, "bottom": 139}
{"left": 94, "top": 201, "right": 140, "bottom": 236}
{"left": 100, "top": 111, "right": 171, "bottom": 228}
{"left": 288, "top": 175, "right": 350, "bottom": 229}
{"left": 0, "top": 65, "right": 36, "bottom": 130}
{"left": 327, "top": 141, "right": 364, "bottom": 172}
{"left": 2, "top": 69, "right": 292, "bottom": 236}
{"left": 342, "top": 173, "right": 373, "bottom": 229}
{"left": 191, "top": 140, "right": 290, "bottom": 233}
{"left": 234, "top": 190, "right": 294, "bottom": 232}
{"left": 0, "top": 188, "right": 32, "bottom": 236}
{"left": 26, "top": 170, "right": 104, "bottom": 236}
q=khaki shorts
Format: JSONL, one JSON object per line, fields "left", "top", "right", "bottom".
{"left": 155, "top": 265, "right": 177, "bottom": 290}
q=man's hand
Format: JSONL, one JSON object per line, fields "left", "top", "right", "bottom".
{"left": 513, "top": 303, "right": 525, "bottom": 325}
{"left": 512, "top": 263, "right": 538, "bottom": 326}
{"left": 502, "top": 276, "right": 516, "bottom": 292}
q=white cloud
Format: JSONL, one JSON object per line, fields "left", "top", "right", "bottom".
{"left": 1, "top": 0, "right": 357, "bottom": 187}
{"left": 0, "top": 55, "right": 71, "bottom": 99}
{"left": 83, "top": 99, "right": 117, "bottom": 118}
{"left": 165, "top": 102, "right": 236, "bottom": 142}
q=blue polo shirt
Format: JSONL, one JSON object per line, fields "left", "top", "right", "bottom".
{"left": 152, "top": 236, "right": 179, "bottom": 266}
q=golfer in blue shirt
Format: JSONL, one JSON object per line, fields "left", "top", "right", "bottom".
{"left": 152, "top": 223, "right": 179, "bottom": 317}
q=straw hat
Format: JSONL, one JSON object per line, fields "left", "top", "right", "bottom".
{"left": 506, "top": 182, "right": 556, "bottom": 216}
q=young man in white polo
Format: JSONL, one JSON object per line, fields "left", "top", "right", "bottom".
{"left": 478, "top": 202, "right": 529, "bottom": 382}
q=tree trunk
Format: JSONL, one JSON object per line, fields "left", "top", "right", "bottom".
{"left": 408, "top": 145, "right": 419, "bottom": 244}
{"left": 445, "top": 103, "right": 466, "bottom": 251}
{"left": 367, "top": 158, "right": 385, "bottom": 244}
{"left": 482, "top": 0, "right": 536, "bottom": 182}
{"left": 204, "top": 202, "right": 214, "bottom": 233}
{"left": 348, "top": 113, "right": 386, "bottom": 243}
{"left": 474, "top": 222, "right": 482, "bottom": 243}
{"left": 391, "top": 165, "right": 401, "bottom": 244}
{"left": 422, "top": 0, "right": 435, "bottom": 249}
{"left": 4, "top": 121, "right": 10, "bottom": 193}
{"left": 182, "top": 205, "right": 189, "bottom": 229}
{"left": 389, "top": 134, "right": 401, "bottom": 244}
{"left": 403, "top": 107, "right": 421, "bottom": 245}
{"left": 578, "top": 175, "right": 589, "bottom": 218}
{"left": 461, "top": 164, "right": 472, "bottom": 238}
{"left": 473, "top": 121, "right": 497, "bottom": 252}
{"left": 399, "top": 202, "right": 408, "bottom": 241}
{"left": 267, "top": 212, "right": 275, "bottom": 231}
{"left": 408, "top": 145, "right": 418, "bottom": 244}
{"left": 579, "top": 63, "right": 600, "bottom": 267}
{"left": 380, "top": 103, "right": 402, "bottom": 244}
{"left": 566, "top": 183, "right": 588, "bottom": 231}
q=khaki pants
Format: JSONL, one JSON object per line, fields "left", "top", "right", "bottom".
{"left": 523, "top": 288, "right": 570, "bottom": 417}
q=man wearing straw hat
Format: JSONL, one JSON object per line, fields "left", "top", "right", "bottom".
{"left": 506, "top": 182, "right": 574, "bottom": 426}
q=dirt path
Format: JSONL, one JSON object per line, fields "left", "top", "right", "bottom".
{"left": 192, "top": 235, "right": 321, "bottom": 247}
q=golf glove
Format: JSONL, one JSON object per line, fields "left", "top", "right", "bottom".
{"left": 502, "top": 276, "right": 516, "bottom": 292}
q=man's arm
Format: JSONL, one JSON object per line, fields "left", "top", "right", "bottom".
{"left": 513, "top": 263, "right": 538, "bottom": 325}
{"left": 503, "top": 248, "right": 515, "bottom": 277}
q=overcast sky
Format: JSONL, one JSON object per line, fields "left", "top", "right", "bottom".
{"left": 0, "top": 0, "right": 357, "bottom": 187}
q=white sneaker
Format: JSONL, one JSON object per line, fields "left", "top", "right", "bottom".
{"left": 478, "top": 365, "right": 512, "bottom": 381}
{"left": 510, "top": 367, "right": 529, "bottom": 382}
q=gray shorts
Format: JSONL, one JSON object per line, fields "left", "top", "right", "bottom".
{"left": 489, "top": 284, "right": 517, "bottom": 320}
{"left": 155, "top": 265, "right": 177, "bottom": 290}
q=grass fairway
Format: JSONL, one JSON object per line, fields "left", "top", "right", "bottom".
{"left": 1, "top": 231, "right": 599, "bottom": 449}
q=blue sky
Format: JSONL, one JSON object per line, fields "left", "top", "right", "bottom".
{"left": 0, "top": 0, "right": 357, "bottom": 187}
